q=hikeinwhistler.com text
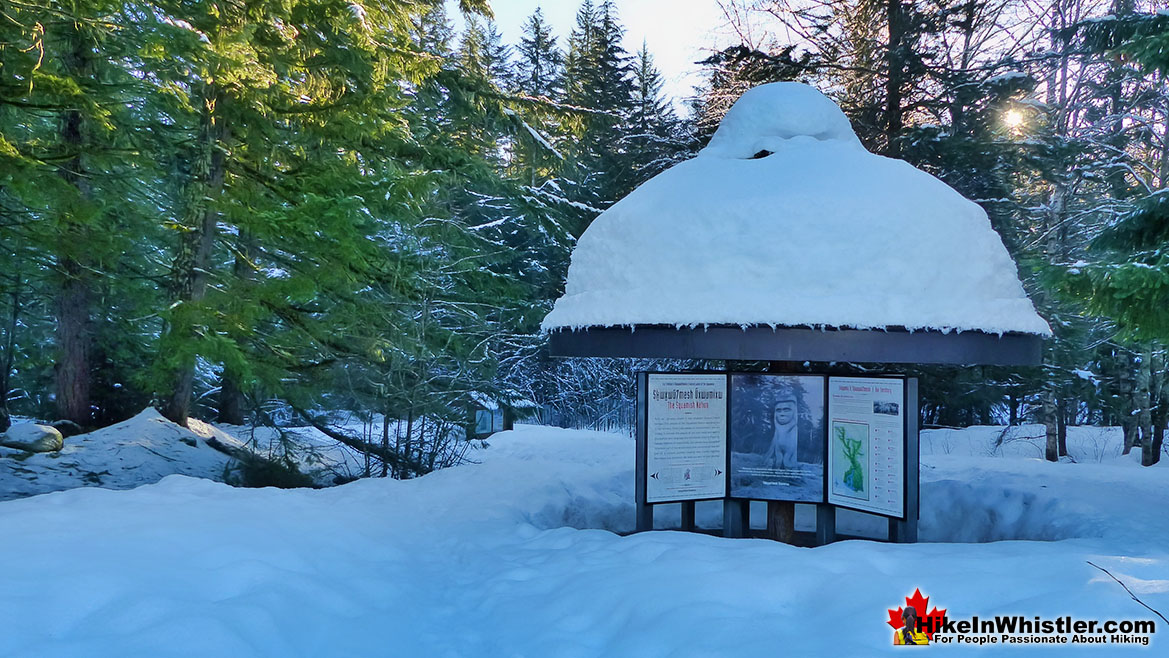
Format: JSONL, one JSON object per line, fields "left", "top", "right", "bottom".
{"left": 923, "top": 615, "right": 1156, "bottom": 646}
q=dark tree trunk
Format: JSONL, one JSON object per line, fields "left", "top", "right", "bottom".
{"left": 1056, "top": 397, "right": 1068, "bottom": 457}
{"left": 1122, "top": 421, "right": 1139, "bottom": 455}
{"left": 1008, "top": 393, "right": 1019, "bottom": 426}
{"left": 393, "top": 415, "right": 403, "bottom": 479}
{"left": 54, "top": 33, "right": 94, "bottom": 427}
{"left": 1121, "top": 354, "right": 1138, "bottom": 454}
{"left": 381, "top": 411, "right": 390, "bottom": 478}
{"left": 417, "top": 414, "right": 428, "bottom": 472}
{"left": 56, "top": 263, "right": 92, "bottom": 426}
{"left": 403, "top": 409, "right": 414, "bottom": 478}
{"left": 884, "top": 0, "right": 905, "bottom": 157}
{"left": 216, "top": 232, "right": 255, "bottom": 426}
{"left": 162, "top": 89, "right": 230, "bottom": 427}
{"left": 217, "top": 371, "right": 246, "bottom": 425}
{"left": 1134, "top": 349, "right": 1153, "bottom": 462}
{"left": 1149, "top": 412, "right": 1165, "bottom": 467}
{"left": 1042, "top": 389, "right": 1058, "bottom": 462}
{"left": 1145, "top": 359, "right": 1165, "bottom": 466}
{"left": 1, "top": 276, "right": 20, "bottom": 432}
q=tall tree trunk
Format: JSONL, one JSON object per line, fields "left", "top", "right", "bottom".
{"left": 884, "top": 0, "right": 905, "bottom": 157}
{"left": 393, "top": 415, "right": 403, "bottom": 479}
{"left": 1042, "top": 388, "right": 1058, "bottom": 462}
{"left": 381, "top": 411, "right": 390, "bottom": 478}
{"left": 216, "top": 231, "right": 255, "bottom": 425}
{"left": 1135, "top": 348, "right": 1153, "bottom": 461}
{"left": 56, "top": 263, "right": 91, "bottom": 426}
{"left": 403, "top": 409, "right": 414, "bottom": 478}
{"left": 1121, "top": 352, "right": 1138, "bottom": 454}
{"left": 0, "top": 276, "right": 18, "bottom": 432}
{"left": 54, "top": 30, "right": 95, "bottom": 427}
{"left": 161, "top": 89, "right": 230, "bottom": 426}
{"left": 1151, "top": 365, "right": 1167, "bottom": 466}
{"left": 217, "top": 373, "right": 246, "bottom": 425}
{"left": 946, "top": 0, "right": 978, "bottom": 135}
{"left": 1056, "top": 396, "right": 1068, "bottom": 457}
{"left": 1103, "top": 0, "right": 1136, "bottom": 199}
{"left": 417, "top": 414, "right": 428, "bottom": 471}
{"left": 1144, "top": 354, "right": 1164, "bottom": 466}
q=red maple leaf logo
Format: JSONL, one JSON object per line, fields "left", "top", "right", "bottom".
{"left": 887, "top": 588, "right": 948, "bottom": 640}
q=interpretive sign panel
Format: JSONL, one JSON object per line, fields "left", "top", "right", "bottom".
{"left": 827, "top": 376, "right": 905, "bottom": 518}
{"left": 646, "top": 373, "right": 728, "bottom": 503}
{"left": 474, "top": 410, "right": 492, "bottom": 436}
{"left": 728, "top": 374, "right": 826, "bottom": 502}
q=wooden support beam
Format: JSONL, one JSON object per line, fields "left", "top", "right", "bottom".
{"left": 766, "top": 501, "right": 795, "bottom": 543}
{"left": 680, "top": 501, "right": 695, "bottom": 532}
{"left": 816, "top": 504, "right": 836, "bottom": 545}
{"left": 723, "top": 499, "right": 747, "bottom": 538}
{"left": 635, "top": 373, "right": 653, "bottom": 532}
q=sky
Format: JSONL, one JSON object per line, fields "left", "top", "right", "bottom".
{"left": 449, "top": 0, "right": 733, "bottom": 108}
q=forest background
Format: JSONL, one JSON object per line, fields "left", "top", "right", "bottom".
{"left": 4, "top": 0, "right": 1169, "bottom": 480}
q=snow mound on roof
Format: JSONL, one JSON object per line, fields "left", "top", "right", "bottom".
{"left": 700, "top": 82, "right": 861, "bottom": 158}
{"left": 543, "top": 82, "right": 1050, "bottom": 336}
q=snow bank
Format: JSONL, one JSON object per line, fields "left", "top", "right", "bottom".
{"left": 1, "top": 424, "right": 1165, "bottom": 655}
{"left": 921, "top": 424, "right": 1132, "bottom": 462}
{"left": 0, "top": 408, "right": 247, "bottom": 501}
{"left": 543, "top": 82, "right": 1050, "bottom": 336}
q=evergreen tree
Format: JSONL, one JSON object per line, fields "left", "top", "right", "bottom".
{"left": 562, "top": 0, "right": 636, "bottom": 206}
{"left": 515, "top": 8, "right": 562, "bottom": 98}
{"left": 0, "top": 0, "right": 159, "bottom": 427}
{"left": 690, "top": 44, "right": 818, "bottom": 145}
{"left": 626, "top": 42, "right": 683, "bottom": 184}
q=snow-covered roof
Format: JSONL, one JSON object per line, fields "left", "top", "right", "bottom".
{"left": 543, "top": 83, "right": 1051, "bottom": 337}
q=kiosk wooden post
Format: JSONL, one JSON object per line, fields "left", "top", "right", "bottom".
{"left": 635, "top": 372, "right": 652, "bottom": 532}
{"left": 815, "top": 504, "right": 836, "bottom": 545}
{"left": 767, "top": 502, "right": 795, "bottom": 543}
{"left": 680, "top": 502, "right": 696, "bottom": 532}
{"left": 723, "top": 499, "right": 747, "bottom": 538}
{"left": 890, "top": 378, "right": 920, "bottom": 543}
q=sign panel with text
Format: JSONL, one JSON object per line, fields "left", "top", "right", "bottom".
{"left": 728, "top": 374, "right": 826, "bottom": 503}
{"left": 646, "top": 374, "right": 728, "bottom": 503}
{"left": 827, "top": 376, "right": 906, "bottom": 519}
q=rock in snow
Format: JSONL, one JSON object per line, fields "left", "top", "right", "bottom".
{"left": 0, "top": 424, "right": 64, "bottom": 453}
{"left": 0, "top": 409, "right": 248, "bottom": 501}
{"left": 543, "top": 82, "right": 1051, "bottom": 336}
{"left": 50, "top": 419, "right": 84, "bottom": 438}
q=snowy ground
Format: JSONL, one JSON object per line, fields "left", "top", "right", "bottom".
{"left": 0, "top": 409, "right": 374, "bottom": 501}
{"left": 0, "top": 409, "right": 249, "bottom": 501}
{"left": 1, "top": 423, "right": 1166, "bottom": 655}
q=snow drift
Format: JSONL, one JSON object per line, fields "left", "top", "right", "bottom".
{"left": 1, "top": 424, "right": 1166, "bottom": 656}
{"left": 0, "top": 409, "right": 248, "bottom": 501}
{"left": 543, "top": 82, "right": 1050, "bottom": 336}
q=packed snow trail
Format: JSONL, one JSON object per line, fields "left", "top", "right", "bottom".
{"left": 1, "top": 425, "right": 1165, "bottom": 656}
